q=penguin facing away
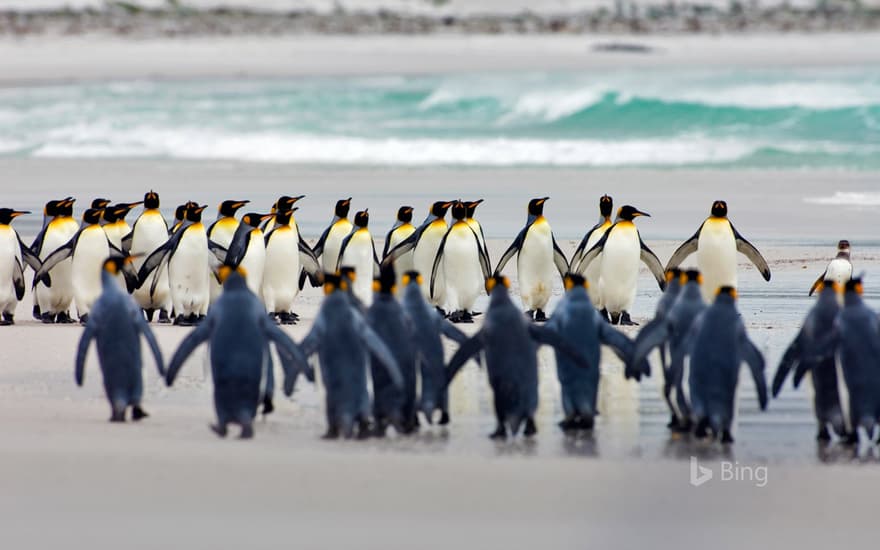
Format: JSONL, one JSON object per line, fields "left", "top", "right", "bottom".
{"left": 75, "top": 256, "right": 165, "bottom": 422}
{"left": 0, "top": 209, "right": 41, "bottom": 325}
{"left": 128, "top": 191, "right": 172, "bottom": 323}
{"left": 665, "top": 200, "right": 770, "bottom": 302}
{"left": 575, "top": 205, "right": 666, "bottom": 325}
{"left": 337, "top": 210, "right": 381, "bottom": 307}
{"left": 494, "top": 197, "right": 568, "bottom": 322}
{"left": 166, "top": 267, "right": 311, "bottom": 439}
{"left": 571, "top": 194, "right": 614, "bottom": 310}
{"left": 263, "top": 208, "right": 322, "bottom": 325}
{"left": 773, "top": 279, "right": 848, "bottom": 441}
{"left": 313, "top": 198, "right": 353, "bottom": 273}
{"left": 809, "top": 240, "right": 852, "bottom": 297}
{"left": 32, "top": 197, "right": 79, "bottom": 323}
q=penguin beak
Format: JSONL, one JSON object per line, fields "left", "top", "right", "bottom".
{"left": 62, "top": 198, "right": 76, "bottom": 207}
{"left": 233, "top": 200, "right": 250, "bottom": 209}
{"left": 443, "top": 201, "right": 454, "bottom": 208}
{"left": 127, "top": 201, "right": 144, "bottom": 208}
{"left": 537, "top": 197, "right": 549, "bottom": 204}
{"left": 10, "top": 211, "right": 29, "bottom": 218}
{"left": 343, "top": 198, "right": 351, "bottom": 205}
{"left": 259, "top": 213, "right": 274, "bottom": 221}
{"left": 292, "top": 195, "right": 305, "bottom": 202}
{"left": 195, "top": 205, "right": 207, "bottom": 214}
{"left": 633, "top": 209, "right": 650, "bottom": 218}
{"left": 472, "top": 199, "right": 484, "bottom": 206}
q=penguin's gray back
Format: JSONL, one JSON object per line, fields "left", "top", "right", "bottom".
{"left": 90, "top": 282, "right": 143, "bottom": 383}
{"left": 836, "top": 302, "right": 880, "bottom": 422}
{"left": 689, "top": 302, "right": 742, "bottom": 419}
{"left": 549, "top": 289, "right": 602, "bottom": 369}
{"left": 315, "top": 294, "right": 370, "bottom": 408}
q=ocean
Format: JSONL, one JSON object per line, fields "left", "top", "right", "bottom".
{"left": 2, "top": 67, "right": 879, "bottom": 169}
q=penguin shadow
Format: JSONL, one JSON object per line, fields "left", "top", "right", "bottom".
{"left": 561, "top": 431, "right": 599, "bottom": 458}
{"left": 663, "top": 433, "right": 735, "bottom": 462}
{"left": 816, "top": 440, "right": 880, "bottom": 464}
{"left": 492, "top": 436, "right": 538, "bottom": 457}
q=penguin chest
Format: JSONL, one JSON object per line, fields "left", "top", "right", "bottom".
{"left": 131, "top": 212, "right": 169, "bottom": 261}
{"left": 170, "top": 227, "right": 209, "bottom": 290}
{"left": 697, "top": 220, "right": 738, "bottom": 294}
{"left": 323, "top": 221, "right": 353, "bottom": 271}
{"left": 826, "top": 258, "right": 853, "bottom": 286}
{"left": 239, "top": 231, "right": 267, "bottom": 292}
{"left": 0, "top": 229, "right": 19, "bottom": 306}
{"left": 73, "top": 228, "right": 111, "bottom": 304}
{"left": 414, "top": 222, "right": 447, "bottom": 273}
{"left": 598, "top": 224, "right": 641, "bottom": 311}
{"left": 442, "top": 225, "right": 483, "bottom": 309}
{"left": 341, "top": 230, "right": 375, "bottom": 303}
{"left": 264, "top": 228, "right": 300, "bottom": 287}
{"left": 517, "top": 220, "right": 556, "bottom": 309}
{"left": 209, "top": 218, "right": 239, "bottom": 249}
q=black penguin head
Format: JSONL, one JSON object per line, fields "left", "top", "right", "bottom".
{"left": 335, "top": 198, "right": 352, "bottom": 219}
{"left": 373, "top": 264, "right": 397, "bottom": 295}
{"left": 450, "top": 201, "right": 467, "bottom": 221}
{"left": 82, "top": 208, "right": 103, "bottom": 225}
{"left": 218, "top": 265, "right": 248, "bottom": 288}
{"left": 715, "top": 286, "right": 737, "bottom": 301}
{"left": 665, "top": 268, "right": 682, "bottom": 284}
{"left": 464, "top": 199, "right": 484, "bottom": 218}
{"left": 102, "top": 255, "right": 137, "bottom": 275}
{"left": 323, "top": 273, "right": 344, "bottom": 295}
{"left": 563, "top": 273, "right": 588, "bottom": 291}
{"left": 353, "top": 210, "right": 369, "bottom": 228}
{"left": 683, "top": 269, "right": 702, "bottom": 285}
{"left": 218, "top": 199, "right": 249, "bottom": 218}
{"left": 0, "top": 209, "right": 28, "bottom": 225}
{"left": 43, "top": 199, "right": 63, "bottom": 218}
{"left": 401, "top": 270, "right": 423, "bottom": 287}
{"left": 430, "top": 201, "right": 454, "bottom": 218}
{"left": 817, "top": 278, "right": 840, "bottom": 295}
{"left": 277, "top": 195, "right": 304, "bottom": 213}
{"left": 845, "top": 277, "right": 863, "bottom": 295}
{"left": 486, "top": 274, "right": 510, "bottom": 294}
{"left": 274, "top": 208, "right": 296, "bottom": 226}
{"left": 144, "top": 191, "right": 160, "bottom": 209}
{"left": 102, "top": 206, "right": 119, "bottom": 224}
{"left": 599, "top": 195, "right": 613, "bottom": 218}
{"left": 185, "top": 204, "right": 207, "bottom": 223}
{"left": 838, "top": 240, "right": 851, "bottom": 251}
{"left": 110, "top": 201, "right": 143, "bottom": 222}
{"left": 617, "top": 205, "right": 650, "bottom": 221}
{"left": 528, "top": 197, "right": 549, "bottom": 217}
{"left": 173, "top": 204, "right": 187, "bottom": 222}
{"left": 711, "top": 200, "right": 728, "bottom": 218}
{"left": 91, "top": 198, "right": 111, "bottom": 210}
{"left": 241, "top": 212, "right": 272, "bottom": 228}
{"left": 397, "top": 206, "right": 414, "bottom": 223}
{"left": 59, "top": 197, "right": 76, "bottom": 217}
{"left": 339, "top": 266, "right": 357, "bottom": 285}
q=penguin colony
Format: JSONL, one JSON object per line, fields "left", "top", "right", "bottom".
{"left": 1, "top": 193, "right": 876, "bottom": 446}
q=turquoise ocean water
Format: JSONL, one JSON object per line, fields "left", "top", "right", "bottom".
{"left": 2, "top": 67, "right": 879, "bottom": 169}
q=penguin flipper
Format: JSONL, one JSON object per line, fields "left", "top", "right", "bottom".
{"left": 570, "top": 221, "right": 604, "bottom": 271}
{"left": 360, "top": 321, "right": 404, "bottom": 389}
{"left": 261, "top": 317, "right": 313, "bottom": 395}
{"left": 741, "top": 332, "right": 768, "bottom": 410}
{"left": 12, "top": 258, "right": 25, "bottom": 301}
{"left": 75, "top": 322, "right": 96, "bottom": 386}
{"left": 223, "top": 226, "right": 250, "bottom": 268}
{"left": 312, "top": 222, "right": 335, "bottom": 259}
{"left": 121, "top": 231, "right": 134, "bottom": 253}
{"left": 298, "top": 236, "right": 323, "bottom": 288}
{"left": 136, "top": 311, "right": 165, "bottom": 376}
{"left": 639, "top": 238, "right": 667, "bottom": 290}
{"left": 166, "top": 320, "right": 212, "bottom": 386}
{"left": 29, "top": 225, "right": 49, "bottom": 256}
{"left": 32, "top": 231, "right": 79, "bottom": 288}
{"left": 731, "top": 223, "right": 771, "bottom": 281}
{"left": 551, "top": 236, "right": 568, "bottom": 278}
{"left": 494, "top": 226, "right": 527, "bottom": 275}
{"left": 772, "top": 335, "right": 801, "bottom": 397}
{"left": 429, "top": 231, "right": 450, "bottom": 300}
{"left": 446, "top": 333, "right": 484, "bottom": 386}
{"left": 381, "top": 227, "right": 420, "bottom": 266}
{"left": 665, "top": 226, "right": 701, "bottom": 270}
{"left": 136, "top": 240, "right": 173, "bottom": 288}
{"left": 574, "top": 229, "right": 609, "bottom": 274}
{"left": 528, "top": 325, "right": 592, "bottom": 370}
{"left": 18, "top": 236, "right": 42, "bottom": 273}
{"left": 627, "top": 320, "right": 670, "bottom": 380}
{"left": 808, "top": 271, "right": 826, "bottom": 296}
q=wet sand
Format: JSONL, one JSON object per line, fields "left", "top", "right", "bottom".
{"left": 1, "top": 159, "right": 879, "bottom": 547}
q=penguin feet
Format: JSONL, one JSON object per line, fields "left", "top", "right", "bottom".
{"left": 32, "top": 305, "right": 41, "bottom": 321}
{"left": 489, "top": 424, "right": 508, "bottom": 440}
{"left": 599, "top": 308, "right": 610, "bottom": 323}
{"left": 448, "top": 310, "right": 474, "bottom": 324}
{"left": 40, "top": 312, "right": 56, "bottom": 324}
{"left": 816, "top": 425, "right": 832, "bottom": 442}
{"left": 279, "top": 312, "right": 297, "bottom": 325}
{"left": 132, "top": 405, "right": 149, "bottom": 421}
{"left": 693, "top": 418, "right": 710, "bottom": 439}
{"left": 608, "top": 312, "right": 621, "bottom": 325}
{"left": 524, "top": 417, "right": 538, "bottom": 437}
{"left": 268, "top": 312, "right": 281, "bottom": 325}
{"left": 373, "top": 419, "right": 389, "bottom": 438}
{"left": 0, "top": 313, "right": 13, "bottom": 326}
{"left": 322, "top": 426, "right": 340, "bottom": 440}
{"left": 524, "top": 309, "right": 534, "bottom": 320}
{"left": 239, "top": 423, "right": 255, "bottom": 440}
{"left": 356, "top": 418, "right": 373, "bottom": 440}
{"left": 195, "top": 314, "right": 206, "bottom": 324}
{"left": 438, "top": 410, "right": 450, "bottom": 425}
{"left": 558, "top": 417, "right": 577, "bottom": 432}
{"left": 672, "top": 418, "right": 693, "bottom": 434}
{"left": 577, "top": 415, "right": 595, "bottom": 431}
{"left": 534, "top": 309, "right": 547, "bottom": 323}
{"left": 57, "top": 311, "right": 76, "bottom": 324}
{"left": 144, "top": 308, "right": 156, "bottom": 322}
{"left": 843, "top": 432, "right": 859, "bottom": 446}
{"left": 157, "top": 310, "right": 171, "bottom": 324}
{"left": 721, "top": 430, "right": 735, "bottom": 444}
{"left": 435, "top": 306, "right": 447, "bottom": 317}
{"left": 666, "top": 414, "right": 679, "bottom": 430}
{"left": 211, "top": 423, "right": 229, "bottom": 438}
{"left": 109, "top": 408, "right": 126, "bottom": 422}
{"left": 78, "top": 314, "right": 89, "bottom": 325}
{"left": 261, "top": 396, "right": 274, "bottom": 416}
{"left": 619, "top": 311, "right": 639, "bottom": 326}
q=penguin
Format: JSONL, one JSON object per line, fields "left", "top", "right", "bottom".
{"left": 170, "top": 203, "right": 189, "bottom": 235}
{"left": 299, "top": 273, "right": 403, "bottom": 439}
{"left": 446, "top": 275, "right": 591, "bottom": 438}
{"left": 261, "top": 194, "right": 304, "bottom": 234}
{"left": 383, "top": 201, "right": 454, "bottom": 311}
{"left": 136, "top": 203, "right": 224, "bottom": 326}
{"left": 75, "top": 256, "right": 165, "bottom": 421}
{"left": 34, "top": 208, "right": 133, "bottom": 323}
{"left": 665, "top": 200, "right": 771, "bottom": 302}
{"left": 574, "top": 205, "right": 666, "bottom": 325}
{"left": 431, "top": 200, "right": 491, "bottom": 323}
{"left": 128, "top": 191, "right": 172, "bottom": 322}
{"left": 816, "top": 277, "right": 880, "bottom": 445}
{"left": 630, "top": 269, "right": 702, "bottom": 431}
{"left": 545, "top": 273, "right": 647, "bottom": 431}
{"left": 680, "top": 286, "right": 768, "bottom": 443}
{"left": 207, "top": 199, "right": 249, "bottom": 302}
{"left": 809, "top": 240, "right": 852, "bottom": 296}
{"left": 0, "top": 209, "right": 41, "bottom": 325}
{"left": 463, "top": 199, "right": 489, "bottom": 264}
{"left": 399, "top": 270, "right": 472, "bottom": 425}
{"left": 166, "top": 266, "right": 311, "bottom": 439}
{"left": 224, "top": 212, "right": 273, "bottom": 298}
{"left": 570, "top": 194, "right": 614, "bottom": 310}
{"left": 103, "top": 201, "right": 143, "bottom": 250}
{"left": 31, "top": 197, "right": 79, "bottom": 323}
{"left": 773, "top": 279, "right": 848, "bottom": 441}
{"left": 494, "top": 198, "right": 568, "bottom": 322}
{"left": 262, "top": 208, "right": 322, "bottom": 325}
{"left": 382, "top": 206, "right": 416, "bottom": 287}
{"left": 313, "top": 198, "right": 353, "bottom": 273}
{"left": 91, "top": 198, "right": 111, "bottom": 225}
{"left": 367, "top": 265, "right": 419, "bottom": 436}
{"left": 337, "top": 210, "right": 380, "bottom": 307}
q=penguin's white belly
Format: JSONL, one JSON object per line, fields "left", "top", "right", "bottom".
{"left": 340, "top": 234, "right": 375, "bottom": 306}
{"left": 442, "top": 229, "right": 483, "bottom": 311}
{"left": 36, "top": 222, "right": 77, "bottom": 312}
{"left": 0, "top": 231, "right": 19, "bottom": 312}
{"left": 517, "top": 223, "right": 556, "bottom": 311}
{"left": 208, "top": 222, "right": 238, "bottom": 303}
{"left": 131, "top": 216, "right": 171, "bottom": 309}
{"left": 598, "top": 230, "right": 640, "bottom": 314}
{"left": 697, "top": 225, "right": 738, "bottom": 301}
{"left": 414, "top": 228, "right": 446, "bottom": 305}
{"left": 826, "top": 258, "right": 852, "bottom": 286}
{"left": 239, "top": 233, "right": 266, "bottom": 298}
{"left": 262, "top": 230, "right": 300, "bottom": 312}
{"left": 72, "top": 229, "right": 110, "bottom": 316}
{"left": 580, "top": 229, "right": 607, "bottom": 308}
{"left": 169, "top": 230, "right": 210, "bottom": 315}
{"left": 389, "top": 228, "right": 415, "bottom": 285}
{"left": 322, "top": 224, "right": 351, "bottom": 273}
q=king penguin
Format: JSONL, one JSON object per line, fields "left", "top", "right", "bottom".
{"left": 431, "top": 200, "right": 490, "bottom": 323}
{"left": 75, "top": 256, "right": 165, "bottom": 421}
{"left": 494, "top": 197, "right": 568, "bottom": 322}
{"left": 207, "top": 199, "right": 249, "bottom": 303}
{"left": 809, "top": 240, "right": 852, "bottom": 297}
{"left": 224, "top": 212, "right": 274, "bottom": 298}
{"left": 382, "top": 206, "right": 416, "bottom": 286}
{"left": 91, "top": 198, "right": 111, "bottom": 225}
{"left": 574, "top": 205, "right": 666, "bottom": 325}
{"left": 313, "top": 198, "right": 353, "bottom": 274}
{"left": 129, "top": 191, "right": 172, "bottom": 322}
{"left": 337, "top": 210, "right": 380, "bottom": 307}
{"left": 103, "top": 201, "right": 143, "bottom": 251}
{"left": 263, "top": 208, "right": 322, "bottom": 325}
{"left": 32, "top": 197, "right": 79, "bottom": 323}
{"left": 262, "top": 194, "right": 304, "bottom": 234}
{"left": 571, "top": 195, "right": 614, "bottom": 311}
{"left": 0, "top": 209, "right": 41, "bottom": 325}
{"left": 665, "top": 200, "right": 771, "bottom": 302}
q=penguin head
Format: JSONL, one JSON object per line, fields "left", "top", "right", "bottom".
{"left": 401, "top": 270, "right": 423, "bottom": 287}
{"left": 845, "top": 277, "right": 863, "bottom": 296}
{"left": 353, "top": 210, "right": 369, "bottom": 228}
{"left": 91, "top": 198, "right": 111, "bottom": 210}
{"left": 110, "top": 201, "right": 143, "bottom": 222}
{"left": 838, "top": 240, "right": 850, "bottom": 251}
{"left": 486, "top": 274, "right": 510, "bottom": 294}
{"left": 43, "top": 199, "right": 64, "bottom": 218}
{"left": 710, "top": 200, "right": 728, "bottom": 218}
{"left": 599, "top": 195, "right": 613, "bottom": 218}
{"left": 397, "top": 206, "right": 414, "bottom": 223}
{"left": 450, "top": 201, "right": 467, "bottom": 221}
{"left": 339, "top": 266, "right": 357, "bottom": 286}
{"left": 173, "top": 204, "right": 187, "bottom": 222}
{"left": 816, "top": 278, "right": 840, "bottom": 295}
{"left": 218, "top": 265, "right": 248, "bottom": 287}
{"left": 373, "top": 264, "right": 397, "bottom": 295}
{"left": 563, "top": 273, "right": 588, "bottom": 291}
{"left": 617, "top": 205, "right": 650, "bottom": 222}
{"left": 276, "top": 195, "right": 304, "bottom": 213}
{"left": 323, "top": 273, "right": 344, "bottom": 295}
{"left": 430, "top": 201, "right": 454, "bottom": 218}
{"left": 102, "top": 255, "right": 138, "bottom": 275}
{"left": 59, "top": 197, "right": 76, "bottom": 217}
{"left": 241, "top": 212, "right": 272, "bottom": 228}
{"left": 274, "top": 208, "right": 296, "bottom": 226}
{"left": 218, "top": 199, "right": 249, "bottom": 218}
{"left": 82, "top": 208, "right": 103, "bottom": 225}
{"left": 185, "top": 204, "right": 208, "bottom": 223}
{"left": 143, "top": 191, "right": 160, "bottom": 210}
{"left": 528, "top": 197, "right": 549, "bottom": 217}
{"left": 335, "top": 198, "right": 352, "bottom": 219}
{"left": 464, "top": 199, "right": 484, "bottom": 218}
{"left": 0, "top": 209, "right": 29, "bottom": 225}
{"left": 683, "top": 269, "right": 702, "bottom": 285}
{"left": 715, "top": 285, "right": 737, "bottom": 301}
{"left": 664, "top": 268, "right": 682, "bottom": 284}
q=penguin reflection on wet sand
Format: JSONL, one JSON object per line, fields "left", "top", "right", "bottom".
{"left": 166, "top": 267, "right": 311, "bottom": 439}
{"left": 494, "top": 198, "right": 568, "bottom": 322}
{"left": 0, "top": 209, "right": 41, "bottom": 325}
{"left": 809, "top": 240, "right": 852, "bottom": 297}
{"left": 445, "top": 275, "right": 591, "bottom": 439}
{"left": 666, "top": 200, "right": 770, "bottom": 302}
{"left": 679, "top": 286, "right": 768, "bottom": 443}
{"left": 575, "top": 205, "right": 666, "bottom": 325}
{"left": 773, "top": 279, "right": 848, "bottom": 442}
{"left": 76, "top": 256, "right": 164, "bottom": 422}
